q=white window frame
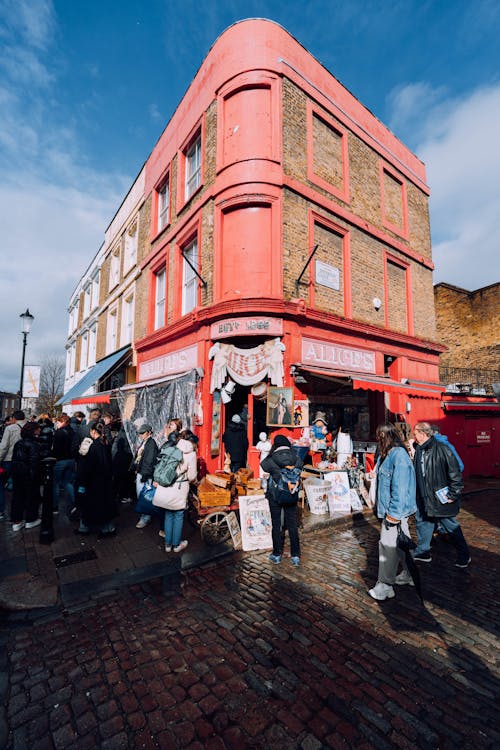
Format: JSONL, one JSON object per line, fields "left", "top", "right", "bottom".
{"left": 154, "top": 268, "right": 166, "bottom": 330}
{"left": 185, "top": 136, "right": 201, "bottom": 199}
{"left": 157, "top": 180, "right": 169, "bottom": 232}
{"left": 88, "top": 324, "right": 97, "bottom": 366}
{"left": 124, "top": 221, "right": 138, "bottom": 272}
{"left": 91, "top": 270, "right": 100, "bottom": 310}
{"left": 182, "top": 238, "right": 198, "bottom": 315}
{"left": 106, "top": 307, "right": 118, "bottom": 354}
{"left": 109, "top": 249, "right": 120, "bottom": 291}
{"left": 83, "top": 285, "right": 91, "bottom": 319}
{"left": 80, "top": 331, "right": 89, "bottom": 371}
{"left": 121, "top": 294, "right": 134, "bottom": 345}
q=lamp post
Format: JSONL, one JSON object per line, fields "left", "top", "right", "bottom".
{"left": 18, "top": 309, "right": 34, "bottom": 410}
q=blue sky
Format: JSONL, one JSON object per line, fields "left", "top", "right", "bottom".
{"left": 1, "top": 0, "right": 499, "bottom": 392}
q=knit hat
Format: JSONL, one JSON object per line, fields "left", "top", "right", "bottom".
{"left": 231, "top": 414, "right": 241, "bottom": 424}
{"left": 273, "top": 435, "right": 291, "bottom": 448}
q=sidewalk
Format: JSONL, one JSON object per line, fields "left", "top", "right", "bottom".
{"left": 1, "top": 477, "right": 498, "bottom": 616}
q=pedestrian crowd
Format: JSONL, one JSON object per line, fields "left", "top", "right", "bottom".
{"left": 0, "top": 406, "right": 470, "bottom": 589}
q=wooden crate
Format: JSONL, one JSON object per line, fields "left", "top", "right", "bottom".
{"left": 197, "top": 478, "right": 232, "bottom": 507}
{"left": 206, "top": 472, "right": 233, "bottom": 489}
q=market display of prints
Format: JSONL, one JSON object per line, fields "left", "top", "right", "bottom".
{"left": 238, "top": 494, "right": 273, "bottom": 551}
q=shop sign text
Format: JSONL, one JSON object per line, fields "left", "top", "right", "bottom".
{"left": 302, "top": 338, "right": 375, "bottom": 374}
{"left": 211, "top": 316, "right": 283, "bottom": 340}
{"left": 139, "top": 344, "right": 198, "bottom": 381}
{"left": 315, "top": 260, "right": 340, "bottom": 291}
{"left": 476, "top": 430, "right": 491, "bottom": 444}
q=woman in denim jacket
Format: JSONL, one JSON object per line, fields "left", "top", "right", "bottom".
{"left": 368, "top": 423, "right": 417, "bottom": 601}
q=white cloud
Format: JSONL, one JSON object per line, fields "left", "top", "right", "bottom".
{"left": 388, "top": 82, "right": 500, "bottom": 290}
{"left": 0, "top": 0, "right": 129, "bottom": 393}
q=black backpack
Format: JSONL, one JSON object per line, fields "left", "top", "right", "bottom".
{"left": 274, "top": 465, "right": 301, "bottom": 506}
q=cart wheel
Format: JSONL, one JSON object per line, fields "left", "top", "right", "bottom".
{"left": 200, "top": 511, "right": 231, "bottom": 546}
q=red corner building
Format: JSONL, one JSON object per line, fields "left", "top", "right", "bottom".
{"left": 130, "top": 19, "right": 444, "bottom": 472}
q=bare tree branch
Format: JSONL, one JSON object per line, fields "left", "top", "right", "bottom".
{"left": 35, "top": 355, "right": 65, "bottom": 415}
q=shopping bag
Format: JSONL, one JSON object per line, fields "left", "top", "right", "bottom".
{"left": 134, "top": 483, "right": 161, "bottom": 515}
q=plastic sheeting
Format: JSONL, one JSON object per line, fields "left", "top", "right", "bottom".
{"left": 115, "top": 369, "right": 200, "bottom": 453}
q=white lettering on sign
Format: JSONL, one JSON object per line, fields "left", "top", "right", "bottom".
{"left": 210, "top": 317, "right": 283, "bottom": 340}
{"left": 302, "top": 338, "right": 376, "bottom": 374}
{"left": 139, "top": 344, "right": 198, "bottom": 381}
{"left": 315, "top": 260, "right": 340, "bottom": 291}
{"left": 476, "top": 431, "right": 491, "bottom": 444}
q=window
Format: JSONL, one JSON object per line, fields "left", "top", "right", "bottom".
{"left": 91, "top": 271, "right": 100, "bottom": 310}
{"left": 80, "top": 332, "right": 89, "bottom": 371}
{"left": 68, "top": 301, "right": 79, "bottom": 334}
{"left": 154, "top": 268, "right": 166, "bottom": 330}
{"left": 109, "top": 250, "right": 120, "bottom": 291}
{"left": 107, "top": 308, "right": 118, "bottom": 353}
{"left": 185, "top": 135, "right": 201, "bottom": 200}
{"left": 66, "top": 344, "right": 75, "bottom": 379}
{"left": 88, "top": 324, "right": 97, "bottom": 366}
{"left": 121, "top": 294, "right": 134, "bottom": 345}
{"left": 124, "top": 221, "right": 138, "bottom": 271}
{"left": 182, "top": 238, "right": 198, "bottom": 315}
{"left": 157, "top": 180, "right": 170, "bottom": 232}
{"left": 83, "top": 285, "right": 91, "bottom": 319}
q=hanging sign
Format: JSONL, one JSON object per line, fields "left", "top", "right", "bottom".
{"left": 209, "top": 338, "right": 285, "bottom": 391}
{"left": 139, "top": 344, "right": 198, "bottom": 381}
{"left": 23, "top": 365, "right": 41, "bottom": 398}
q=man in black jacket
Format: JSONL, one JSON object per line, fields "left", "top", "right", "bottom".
{"left": 412, "top": 421, "right": 470, "bottom": 567}
{"left": 222, "top": 414, "right": 248, "bottom": 472}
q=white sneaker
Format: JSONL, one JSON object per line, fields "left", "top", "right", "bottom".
{"left": 136, "top": 517, "right": 151, "bottom": 529}
{"left": 165, "top": 545, "right": 172, "bottom": 553}
{"left": 12, "top": 521, "right": 25, "bottom": 532}
{"left": 25, "top": 518, "right": 41, "bottom": 529}
{"left": 173, "top": 540, "right": 188, "bottom": 553}
{"left": 368, "top": 582, "right": 395, "bottom": 601}
{"left": 395, "top": 571, "right": 415, "bottom": 586}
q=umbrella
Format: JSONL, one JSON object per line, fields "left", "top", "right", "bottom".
{"left": 397, "top": 525, "right": 424, "bottom": 603}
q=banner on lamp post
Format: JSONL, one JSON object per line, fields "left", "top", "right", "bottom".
{"left": 23, "top": 365, "right": 41, "bottom": 398}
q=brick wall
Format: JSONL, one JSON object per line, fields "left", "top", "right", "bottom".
{"left": 435, "top": 283, "right": 500, "bottom": 370}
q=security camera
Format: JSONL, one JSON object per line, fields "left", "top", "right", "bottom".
{"left": 373, "top": 297, "right": 382, "bottom": 311}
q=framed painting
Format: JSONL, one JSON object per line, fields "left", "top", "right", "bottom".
{"left": 266, "top": 386, "right": 294, "bottom": 427}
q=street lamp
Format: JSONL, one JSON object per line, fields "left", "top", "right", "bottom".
{"left": 19, "top": 309, "right": 34, "bottom": 409}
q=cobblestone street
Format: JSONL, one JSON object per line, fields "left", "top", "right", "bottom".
{"left": 1, "top": 491, "right": 499, "bottom": 750}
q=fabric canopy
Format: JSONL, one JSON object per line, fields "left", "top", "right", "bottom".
{"left": 295, "top": 365, "right": 442, "bottom": 399}
{"left": 442, "top": 401, "right": 500, "bottom": 412}
{"left": 56, "top": 345, "right": 131, "bottom": 406}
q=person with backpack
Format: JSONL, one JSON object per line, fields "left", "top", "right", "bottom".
{"left": 52, "top": 414, "right": 77, "bottom": 514}
{"left": 261, "top": 435, "right": 304, "bottom": 567}
{"left": 153, "top": 428, "right": 198, "bottom": 553}
{"left": 133, "top": 424, "right": 159, "bottom": 529}
{"left": 10, "top": 421, "right": 42, "bottom": 531}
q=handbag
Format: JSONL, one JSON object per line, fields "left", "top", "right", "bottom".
{"left": 396, "top": 523, "right": 416, "bottom": 552}
{"left": 153, "top": 480, "right": 188, "bottom": 511}
{"left": 134, "top": 482, "right": 161, "bottom": 515}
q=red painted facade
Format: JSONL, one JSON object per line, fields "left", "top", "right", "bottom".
{"left": 135, "top": 19, "right": 445, "bottom": 472}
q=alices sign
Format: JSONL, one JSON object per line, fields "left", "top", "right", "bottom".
{"left": 302, "top": 338, "right": 376, "bottom": 374}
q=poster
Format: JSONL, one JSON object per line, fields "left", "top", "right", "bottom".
{"left": 225, "top": 511, "right": 242, "bottom": 550}
{"left": 293, "top": 399, "right": 309, "bottom": 427}
{"left": 267, "top": 386, "right": 294, "bottom": 426}
{"left": 210, "top": 390, "right": 221, "bottom": 456}
{"left": 324, "top": 471, "right": 351, "bottom": 513}
{"left": 238, "top": 494, "right": 273, "bottom": 551}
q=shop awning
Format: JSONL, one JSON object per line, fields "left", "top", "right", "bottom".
{"left": 295, "top": 365, "right": 442, "bottom": 399}
{"left": 352, "top": 375, "right": 442, "bottom": 399}
{"left": 442, "top": 401, "right": 500, "bottom": 412}
{"left": 56, "top": 345, "right": 131, "bottom": 406}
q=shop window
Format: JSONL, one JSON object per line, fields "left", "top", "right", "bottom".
{"left": 181, "top": 238, "right": 199, "bottom": 315}
{"left": 307, "top": 101, "right": 349, "bottom": 203}
{"left": 380, "top": 163, "right": 408, "bottom": 238}
{"left": 154, "top": 267, "right": 166, "bottom": 330}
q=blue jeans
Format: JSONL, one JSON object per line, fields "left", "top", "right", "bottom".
{"left": 415, "top": 505, "right": 469, "bottom": 561}
{"left": 164, "top": 509, "right": 184, "bottom": 547}
{"left": 53, "top": 459, "right": 75, "bottom": 511}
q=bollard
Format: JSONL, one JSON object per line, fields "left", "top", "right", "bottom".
{"left": 40, "top": 457, "right": 56, "bottom": 544}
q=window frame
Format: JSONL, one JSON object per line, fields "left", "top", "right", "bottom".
{"left": 177, "top": 117, "right": 204, "bottom": 212}
{"left": 154, "top": 267, "right": 166, "bottom": 330}
{"left": 121, "top": 293, "right": 135, "bottom": 345}
{"left": 123, "top": 220, "right": 138, "bottom": 272}
{"left": 181, "top": 237, "right": 199, "bottom": 316}
{"left": 306, "top": 100, "right": 350, "bottom": 204}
